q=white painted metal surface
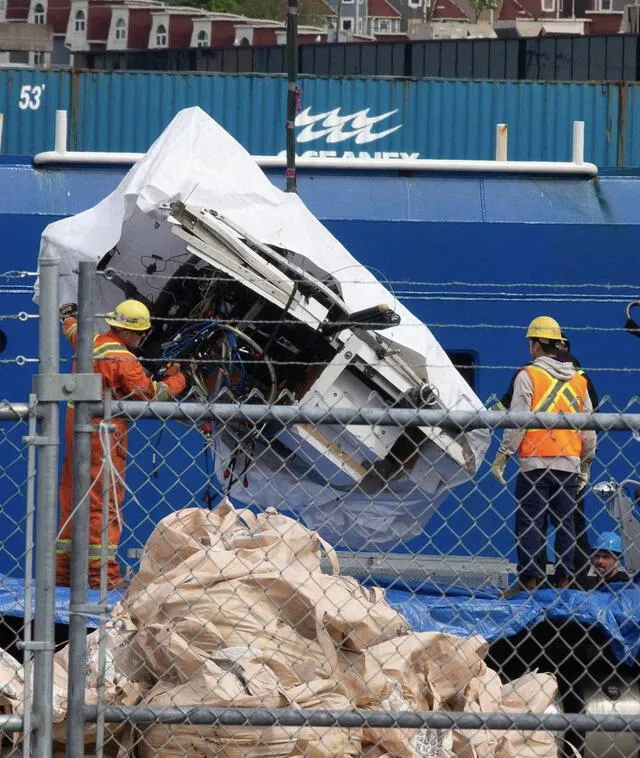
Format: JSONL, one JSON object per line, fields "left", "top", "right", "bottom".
{"left": 33, "top": 111, "right": 598, "bottom": 177}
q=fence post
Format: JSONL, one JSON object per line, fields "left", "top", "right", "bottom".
{"left": 67, "top": 261, "right": 97, "bottom": 756}
{"left": 32, "top": 251, "right": 60, "bottom": 758}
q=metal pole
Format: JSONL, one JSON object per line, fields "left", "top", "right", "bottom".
{"left": 0, "top": 402, "right": 30, "bottom": 420}
{"left": 82, "top": 705, "right": 640, "bottom": 732}
{"left": 32, "top": 252, "right": 60, "bottom": 758}
{"left": 95, "top": 389, "right": 113, "bottom": 758}
{"left": 285, "top": 0, "right": 299, "bottom": 193}
{"left": 22, "top": 394, "right": 37, "bottom": 758}
{"left": 102, "top": 401, "right": 640, "bottom": 432}
{"left": 67, "top": 261, "right": 96, "bottom": 757}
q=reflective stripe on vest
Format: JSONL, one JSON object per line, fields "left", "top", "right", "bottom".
{"left": 518, "top": 365, "right": 587, "bottom": 459}
{"left": 93, "top": 341, "right": 133, "bottom": 361}
{"left": 63, "top": 321, "right": 77, "bottom": 340}
{"left": 56, "top": 539, "right": 118, "bottom": 560}
{"left": 68, "top": 339, "right": 133, "bottom": 408}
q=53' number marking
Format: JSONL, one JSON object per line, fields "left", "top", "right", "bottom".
{"left": 18, "top": 84, "right": 46, "bottom": 110}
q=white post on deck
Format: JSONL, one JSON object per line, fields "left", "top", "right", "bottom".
{"left": 54, "top": 110, "right": 68, "bottom": 155}
{"left": 495, "top": 123, "right": 508, "bottom": 162}
{"left": 572, "top": 121, "right": 585, "bottom": 165}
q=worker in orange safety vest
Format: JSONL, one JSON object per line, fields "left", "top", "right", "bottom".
{"left": 490, "top": 316, "right": 596, "bottom": 593}
{"left": 56, "top": 299, "right": 187, "bottom": 589}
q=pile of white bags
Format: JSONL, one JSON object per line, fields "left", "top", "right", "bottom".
{"left": 0, "top": 500, "right": 559, "bottom": 757}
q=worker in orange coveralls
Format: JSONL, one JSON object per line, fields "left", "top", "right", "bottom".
{"left": 56, "top": 299, "right": 187, "bottom": 589}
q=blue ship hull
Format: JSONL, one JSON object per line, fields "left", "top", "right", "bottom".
{"left": 1, "top": 157, "right": 639, "bottom": 575}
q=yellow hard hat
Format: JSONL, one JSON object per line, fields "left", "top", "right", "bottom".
{"left": 105, "top": 299, "right": 151, "bottom": 332}
{"left": 526, "top": 316, "right": 562, "bottom": 341}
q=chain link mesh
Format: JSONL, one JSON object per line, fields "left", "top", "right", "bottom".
{"left": 5, "top": 259, "right": 640, "bottom": 757}
{"left": 51, "top": 254, "right": 640, "bottom": 758}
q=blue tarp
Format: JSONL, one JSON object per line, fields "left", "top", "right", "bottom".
{"left": 1, "top": 575, "right": 639, "bottom": 666}
{"left": 386, "top": 582, "right": 640, "bottom": 666}
{"left": 0, "top": 576, "right": 124, "bottom": 628}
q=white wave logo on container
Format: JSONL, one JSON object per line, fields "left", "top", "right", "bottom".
{"left": 279, "top": 107, "right": 418, "bottom": 159}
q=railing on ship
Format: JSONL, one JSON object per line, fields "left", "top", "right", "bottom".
{"left": 24, "top": 110, "right": 598, "bottom": 178}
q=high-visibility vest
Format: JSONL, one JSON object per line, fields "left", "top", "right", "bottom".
{"left": 63, "top": 320, "right": 179, "bottom": 403}
{"left": 518, "top": 365, "right": 587, "bottom": 459}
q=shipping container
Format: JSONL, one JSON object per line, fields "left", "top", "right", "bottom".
{"left": 0, "top": 69, "right": 634, "bottom": 167}
{"left": 75, "top": 34, "right": 640, "bottom": 82}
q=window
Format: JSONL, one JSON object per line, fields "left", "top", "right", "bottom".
{"left": 341, "top": 17, "right": 352, "bottom": 30}
{"left": 446, "top": 351, "right": 478, "bottom": 391}
{"left": 541, "top": 0, "right": 555, "bottom": 11}
{"left": 33, "top": 50, "right": 44, "bottom": 64}
{"left": 376, "top": 18, "right": 390, "bottom": 32}
{"left": 155, "top": 23, "right": 167, "bottom": 47}
{"left": 238, "top": 36, "right": 250, "bottom": 46}
{"left": 598, "top": 0, "right": 612, "bottom": 9}
{"left": 115, "top": 17, "right": 126, "bottom": 40}
{"left": 74, "top": 9, "right": 85, "bottom": 32}
{"left": 33, "top": 3, "right": 45, "bottom": 23}
{"left": 196, "top": 29, "right": 208, "bottom": 47}
{"left": 408, "top": 0, "right": 422, "bottom": 5}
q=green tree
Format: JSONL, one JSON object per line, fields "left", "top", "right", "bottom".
{"left": 208, "top": 0, "right": 240, "bottom": 10}
{"left": 164, "top": 0, "right": 325, "bottom": 26}
{"left": 206, "top": 0, "right": 324, "bottom": 26}
{"left": 467, "top": 0, "right": 500, "bottom": 22}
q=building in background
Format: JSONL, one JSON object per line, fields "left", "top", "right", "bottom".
{"left": 0, "top": 0, "right": 628, "bottom": 68}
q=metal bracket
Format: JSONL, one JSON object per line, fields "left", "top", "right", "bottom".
{"left": 33, "top": 373, "right": 102, "bottom": 403}
{"left": 22, "top": 435, "right": 58, "bottom": 447}
{"left": 70, "top": 603, "right": 113, "bottom": 616}
{"left": 16, "top": 641, "right": 56, "bottom": 651}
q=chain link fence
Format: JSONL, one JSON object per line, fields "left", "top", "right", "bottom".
{"left": 2, "top": 259, "right": 640, "bottom": 757}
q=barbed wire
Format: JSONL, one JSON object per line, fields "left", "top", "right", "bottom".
{"left": 94, "top": 269, "right": 640, "bottom": 290}
{"left": 86, "top": 312, "right": 638, "bottom": 333}
{"left": 0, "top": 271, "right": 38, "bottom": 279}
{"left": 0, "top": 357, "right": 38, "bottom": 365}
{"left": 65, "top": 353, "right": 640, "bottom": 373}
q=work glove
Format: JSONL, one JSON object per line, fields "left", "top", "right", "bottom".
{"left": 577, "top": 462, "right": 591, "bottom": 494}
{"left": 490, "top": 451, "right": 510, "bottom": 486}
{"left": 59, "top": 302, "right": 78, "bottom": 319}
{"left": 156, "top": 362, "right": 182, "bottom": 380}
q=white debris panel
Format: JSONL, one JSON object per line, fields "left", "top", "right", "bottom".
{"left": 39, "top": 106, "right": 489, "bottom": 548}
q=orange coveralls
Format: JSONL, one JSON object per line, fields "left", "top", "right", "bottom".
{"left": 56, "top": 317, "right": 186, "bottom": 589}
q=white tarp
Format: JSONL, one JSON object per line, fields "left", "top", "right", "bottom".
{"left": 39, "top": 106, "right": 489, "bottom": 547}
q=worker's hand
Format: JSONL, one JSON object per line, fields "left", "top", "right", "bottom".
{"left": 577, "top": 463, "right": 591, "bottom": 494}
{"left": 490, "top": 451, "right": 510, "bottom": 486}
{"left": 156, "top": 362, "right": 181, "bottom": 379}
{"left": 59, "top": 302, "right": 78, "bottom": 319}
{"left": 164, "top": 362, "right": 181, "bottom": 378}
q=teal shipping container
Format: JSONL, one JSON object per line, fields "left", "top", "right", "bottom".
{"left": 1, "top": 69, "right": 638, "bottom": 167}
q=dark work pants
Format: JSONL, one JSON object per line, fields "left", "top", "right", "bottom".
{"left": 515, "top": 468, "right": 578, "bottom": 585}
{"left": 573, "top": 492, "right": 591, "bottom": 581}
